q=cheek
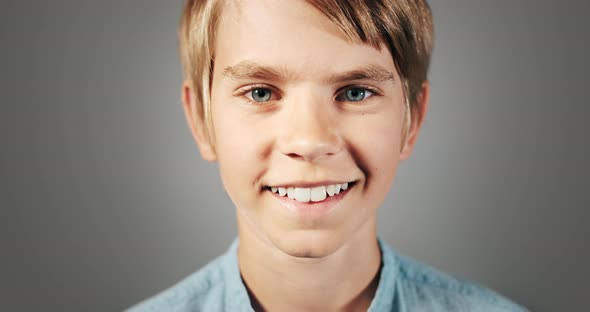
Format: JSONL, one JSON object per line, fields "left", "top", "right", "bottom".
{"left": 345, "top": 110, "right": 403, "bottom": 183}
{"left": 211, "top": 104, "right": 269, "bottom": 201}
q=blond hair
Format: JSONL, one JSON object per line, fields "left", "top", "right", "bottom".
{"left": 179, "top": 0, "right": 434, "bottom": 143}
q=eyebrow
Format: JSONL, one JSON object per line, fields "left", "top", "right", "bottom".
{"left": 223, "top": 61, "right": 395, "bottom": 84}
{"left": 223, "top": 61, "right": 291, "bottom": 82}
{"left": 324, "top": 65, "right": 395, "bottom": 84}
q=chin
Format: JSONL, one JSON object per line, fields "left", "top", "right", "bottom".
{"left": 270, "top": 229, "right": 345, "bottom": 259}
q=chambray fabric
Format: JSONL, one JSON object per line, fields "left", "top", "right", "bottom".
{"left": 126, "top": 238, "right": 528, "bottom": 312}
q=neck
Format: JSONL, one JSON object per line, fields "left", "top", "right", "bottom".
{"left": 237, "top": 217, "right": 382, "bottom": 312}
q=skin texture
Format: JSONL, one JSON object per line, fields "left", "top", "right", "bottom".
{"left": 182, "top": 1, "right": 429, "bottom": 311}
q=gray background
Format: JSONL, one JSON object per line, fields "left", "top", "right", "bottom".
{"left": 1, "top": 0, "right": 588, "bottom": 311}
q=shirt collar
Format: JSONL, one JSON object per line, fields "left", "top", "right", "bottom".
{"left": 368, "top": 237, "right": 399, "bottom": 311}
{"left": 223, "top": 238, "right": 253, "bottom": 311}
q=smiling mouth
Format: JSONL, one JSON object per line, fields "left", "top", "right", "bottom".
{"left": 263, "top": 181, "right": 357, "bottom": 203}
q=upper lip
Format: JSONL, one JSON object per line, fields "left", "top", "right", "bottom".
{"left": 265, "top": 180, "right": 355, "bottom": 188}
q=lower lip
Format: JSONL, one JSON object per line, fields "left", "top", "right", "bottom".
{"left": 268, "top": 186, "right": 353, "bottom": 218}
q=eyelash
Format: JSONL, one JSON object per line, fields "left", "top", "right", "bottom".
{"left": 334, "top": 85, "right": 381, "bottom": 102}
{"left": 236, "top": 84, "right": 280, "bottom": 103}
{"left": 235, "top": 84, "right": 382, "bottom": 104}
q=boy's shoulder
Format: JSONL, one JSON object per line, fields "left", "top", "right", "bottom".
{"left": 125, "top": 240, "right": 248, "bottom": 312}
{"left": 125, "top": 255, "right": 225, "bottom": 312}
{"left": 388, "top": 245, "right": 528, "bottom": 312}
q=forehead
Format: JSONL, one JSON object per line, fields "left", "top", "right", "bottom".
{"left": 213, "top": 0, "right": 397, "bottom": 80}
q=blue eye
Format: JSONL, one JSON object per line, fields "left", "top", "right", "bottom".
{"left": 338, "top": 88, "right": 373, "bottom": 102}
{"left": 250, "top": 88, "right": 272, "bottom": 102}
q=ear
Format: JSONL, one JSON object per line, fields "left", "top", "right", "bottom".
{"left": 182, "top": 81, "right": 217, "bottom": 161}
{"left": 400, "top": 81, "right": 430, "bottom": 160}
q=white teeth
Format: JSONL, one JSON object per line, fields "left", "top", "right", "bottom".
{"left": 269, "top": 182, "right": 352, "bottom": 201}
{"left": 294, "top": 188, "right": 311, "bottom": 202}
{"left": 326, "top": 184, "right": 337, "bottom": 196}
{"left": 287, "top": 187, "right": 296, "bottom": 199}
{"left": 310, "top": 186, "right": 327, "bottom": 202}
{"left": 278, "top": 187, "right": 287, "bottom": 196}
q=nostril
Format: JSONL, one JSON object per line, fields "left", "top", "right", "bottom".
{"left": 284, "top": 151, "right": 337, "bottom": 162}
{"left": 280, "top": 139, "right": 341, "bottom": 162}
{"left": 286, "top": 153, "right": 303, "bottom": 159}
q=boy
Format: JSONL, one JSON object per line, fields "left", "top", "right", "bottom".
{"left": 128, "top": 0, "right": 528, "bottom": 311}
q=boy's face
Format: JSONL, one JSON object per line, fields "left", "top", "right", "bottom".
{"left": 185, "top": 0, "right": 426, "bottom": 258}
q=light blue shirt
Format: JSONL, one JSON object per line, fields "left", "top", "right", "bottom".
{"left": 127, "top": 238, "right": 528, "bottom": 311}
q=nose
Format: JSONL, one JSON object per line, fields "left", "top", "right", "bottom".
{"left": 276, "top": 94, "right": 342, "bottom": 162}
